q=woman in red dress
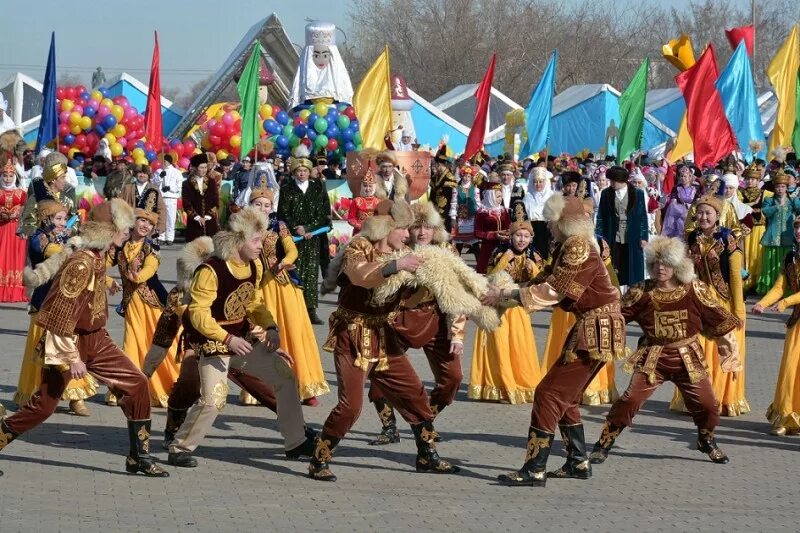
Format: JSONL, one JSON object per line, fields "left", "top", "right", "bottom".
{"left": 474, "top": 182, "right": 510, "bottom": 273}
{"left": 0, "top": 156, "right": 27, "bottom": 302}
{"left": 347, "top": 167, "right": 381, "bottom": 234}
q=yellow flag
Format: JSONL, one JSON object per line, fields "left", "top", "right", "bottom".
{"left": 353, "top": 46, "right": 393, "bottom": 150}
{"left": 662, "top": 34, "right": 696, "bottom": 72}
{"left": 767, "top": 25, "right": 800, "bottom": 152}
{"left": 663, "top": 35, "right": 697, "bottom": 162}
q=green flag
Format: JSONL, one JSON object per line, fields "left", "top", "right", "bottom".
{"left": 617, "top": 57, "right": 649, "bottom": 162}
{"left": 793, "top": 68, "right": 800, "bottom": 154}
{"left": 237, "top": 42, "right": 264, "bottom": 158}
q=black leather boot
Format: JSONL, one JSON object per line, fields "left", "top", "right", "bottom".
{"left": 308, "top": 433, "right": 340, "bottom": 481}
{"left": 697, "top": 429, "right": 729, "bottom": 464}
{"left": 412, "top": 421, "right": 460, "bottom": 474}
{"left": 126, "top": 420, "right": 169, "bottom": 477}
{"left": 368, "top": 399, "right": 400, "bottom": 446}
{"left": 589, "top": 422, "right": 625, "bottom": 464}
{"left": 162, "top": 407, "right": 187, "bottom": 450}
{"left": 307, "top": 308, "right": 325, "bottom": 325}
{"left": 286, "top": 431, "right": 317, "bottom": 460}
{"left": 497, "top": 426, "right": 554, "bottom": 487}
{"left": 548, "top": 423, "right": 591, "bottom": 479}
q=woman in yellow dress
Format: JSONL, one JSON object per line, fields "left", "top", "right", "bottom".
{"left": 469, "top": 220, "right": 543, "bottom": 404}
{"left": 673, "top": 194, "right": 749, "bottom": 416}
{"left": 739, "top": 163, "right": 769, "bottom": 292}
{"left": 14, "top": 200, "right": 98, "bottom": 415}
{"left": 754, "top": 218, "right": 800, "bottom": 435}
{"left": 246, "top": 183, "right": 330, "bottom": 405}
{"left": 540, "top": 236, "right": 619, "bottom": 405}
{"left": 110, "top": 189, "right": 179, "bottom": 407}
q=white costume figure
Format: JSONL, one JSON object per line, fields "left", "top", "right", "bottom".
{"left": 390, "top": 73, "right": 416, "bottom": 150}
{"left": 289, "top": 21, "right": 354, "bottom": 108}
{"left": 95, "top": 138, "right": 112, "bottom": 161}
{"left": 0, "top": 93, "right": 18, "bottom": 135}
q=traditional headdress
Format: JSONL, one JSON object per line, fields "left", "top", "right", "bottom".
{"left": 190, "top": 152, "right": 209, "bottom": 168}
{"left": 496, "top": 154, "right": 516, "bottom": 174}
{"left": 80, "top": 198, "right": 135, "bottom": 250}
{"left": 742, "top": 163, "right": 761, "bottom": 180}
{"left": 772, "top": 169, "right": 790, "bottom": 186}
{"left": 695, "top": 194, "right": 724, "bottom": 214}
{"left": 361, "top": 166, "right": 377, "bottom": 185}
{"left": 0, "top": 130, "right": 23, "bottom": 174}
{"left": 509, "top": 219, "right": 534, "bottom": 235}
{"left": 645, "top": 236, "right": 695, "bottom": 284}
{"left": 248, "top": 171, "right": 276, "bottom": 203}
{"left": 212, "top": 207, "right": 268, "bottom": 260}
{"left": 542, "top": 192, "right": 597, "bottom": 248}
{"left": 36, "top": 199, "right": 67, "bottom": 225}
{"left": 359, "top": 199, "right": 414, "bottom": 241}
{"left": 135, "top": 188, "right": 160, "bottom": 226}
{"left": 43, "top": 152, "right": 68, "bottom": 184}
{"left": 375, "top": 150, "right": 397, "bottom": 166}
{"left": 410, "top": 201, "right": 448, "bottom": 244}
{"left": 289, "top": 145, "right": 314, "bottom": 174}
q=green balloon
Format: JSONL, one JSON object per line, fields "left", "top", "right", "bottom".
{"left": 282, "top": 124, "right": 294, "bottom": 137}
{"left": 314, "top": 118, "right": 328, "bottom": 134}
{"left": 288, "top": 135, "right": 301, "bottom": 148}
{"left": 337, "top": 115, "right": 350, "bottom": 129}
{"left": 314, "top": 134, "right": 329, "bottom": 148}
{"left": 353, "top": 131, "right": 362, "bottom": 145}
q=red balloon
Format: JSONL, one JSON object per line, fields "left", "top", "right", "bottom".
{"left": 326, "top": 138, "right": 338, "bottom": 151}
{"left": 124, "top": 107, "right": 137, "bottom": 121}
{"left": 75, "top": 134, "right": 86, "bottom": 147}
{"left": 150, "top": 160, "right": 162, "bottom": 171}
{"left": 144, "top": 141, "right": 154, "bottom": 152}
{"left": 293, "top": 116, "right": 303, "bottom": 126}
{"left": 212, "top": 123, "right": 226, "bottom": 136}
{"left": 76, "top": 85, "right": 86, "bottom": 95}
{"left": 208, "top": 134, "right": 222, "bottom": 146}
{"left": 58, "top": 144, "right": 70, "bottom": 154}
{"left": 56, "top": 87, "right": 66, "bottom": 100}
{"left": 234, "top": 118, "right": 242, "bottom": 129}
{"left": 58, "top": 124, "right": 70, "bottom": 137}
{"left": 224, "top": 123, "right": 236, "bottom": 136}
{"left": 118, "top": 137, "right": 128, "bottom": 148}
{"left": 184, "top": 139, "right": 196, "bottom": 150}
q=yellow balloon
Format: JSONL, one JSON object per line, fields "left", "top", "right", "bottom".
{"left": 91, "top": 90, "right": 103, "bottom": 102}
{"left": 259, "top": 104, "right": 272, "bottom": 118}
{"left": 215, "top": 109, "right": 226, "bottom": 120}
{"left": 229, "top": 135, "right": 241, "bottom": 148}
{"left": 79, "top": 116, "right": 92, "bottom": 130}
{"left": 112, "top": 124, "right": 126, "bottom": 137}
{"left": 132, "top": 147, "right": 145, "bottom": 158}
{"left": 298, "top": 109, "right": 311, "bottom": 120}
{"left": 110, "top": 142, "right": 123, "bottom": 157}
{"left": 67, "top": 147, "right": 80, "bottom": 159}
{"left": 69, "top": 112, "right": 82, "bottom": 125}
{"left": 104, "top": 133, "right": 117, "bottom": 144}
{"left": 61, "top": 99, "right": 75, "bottom": 112}
{"left": 314, "top": 102, "right": 329, "bottom": 117}
{"left": 111, "top": 105, "right": 124, "bottom": 121}
{"left": 101, "top": 98, "right": 114, "bottom": 109}
{"left": 135, "top": 157, "right": 148, "bottom": 166}
{"left": 70, "top": 124, "right": 82, "bottom": 135}
{"left": 230, "top": 110, "right": 241, "bottom": 121}
{"left": 216, "top": 149, "right": 229, "bottom": 161}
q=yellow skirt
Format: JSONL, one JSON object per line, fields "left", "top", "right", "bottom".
{"left": 14, "top": 314, "right": 98, "bottom": 406}
{"left": 670, "top": 298, "right": 749, "bottom": 416}
{"left": 468, "top": 306, "right": 541, "bottom": 404}
{"left": 121, "top": 293, "right": 180, "bottom": 407}
{"left": 766, "top": 322, "right": 800, "bottom": 430}
{"left": 541, "top": 307, "right": 617, "bottom": 405}
{"left": 259, "top": 278, "right": 329, "bottom": 400}
{"left": 743, "top": 225, "right": 765, "bottom": 292}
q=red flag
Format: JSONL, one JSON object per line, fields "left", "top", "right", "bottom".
{"left": 463, "top": 53, "right": 496, "bottom": 161}
{"left": 725, "top": 24, "right": 755, "bottom": 56}
{"left": 675, "top": 45, "right": 737, "bottom": 166}
{"left": 144, "top": 31, "right": 163, "bottom": 152}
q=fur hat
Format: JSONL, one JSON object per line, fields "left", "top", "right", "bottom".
{"left": 410, "top": 201, "right": 449, "bottom": 244}
{"left": 695, "top": 194, "right": 724, "bottom": 214}
{"left": 376, "top": 151, "right": 397, "bottom": 166}
{"left": 359, "top": 199, "right": 413, "bottom": 241}
{"left": 177, "top": 236, "right": 214, "bottom": 291}
{"left": 645, "top": 236, "right": 695, "bottom": 284}
{"left": 80, "top": 198, "right": 135, "bottom": 250}
{"left": 509, "top": 220, "right": 534, "bottom": 236}
{"left": 36, "top": 199, "right": 67, "bottom": 225}
{"left": 542, "top": 193, "right": 597, "bottom": 248}
{"left": 607, "top": 165, "right": 630, "bottom": 183}
{"left": 212, "top": 206, "right": 268, "bottom": 260}
{"left": 190, "top": 152, "right": 209, "bottom": 168}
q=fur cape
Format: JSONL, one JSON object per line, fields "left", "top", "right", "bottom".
{"left": 177, "top": 236, "right": 214, "bottom": 291}
{"left": 371, "top": 244, "right": 517, "bottom": 331}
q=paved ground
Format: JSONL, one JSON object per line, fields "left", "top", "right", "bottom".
{"left": 0, "top": 244, "right": 797, "bottom": 532}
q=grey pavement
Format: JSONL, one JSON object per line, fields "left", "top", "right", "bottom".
{"left": 0, "top": 244, "right": 797, "bottom": 532}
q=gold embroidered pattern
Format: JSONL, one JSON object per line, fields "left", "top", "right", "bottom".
{"left": 314, "top": 437, "right": 335, "bottom": 463}
{"left": 0, "top": 424, "right": 16, "bottom": 450}
{"left": 137, "top": 425, "right": 150, "bottom": 454}
{"left": 377, "top": 402, "right": 394, "bottom": 426}
{"left": 59, "top": 258, "right": 91, "bottom": 298}
{"left": 525, "top": 430, "right": 552, "bottom": 461}
{"left": 561, "top": 236, "right": 590, "bottom": 266}
{"left": 224, "top": 282, "right": 255, "bottom": 321}
{"left": 195, "top": 339, "right": 231, "bottom": 358}
{"left": 692, "top": 280, "right": 720, "bottom": 308}
{"left": 597, "top": 423, "right": 622, "bottom": 448}
{"left": 622, "top": 283, "right": 645, "bottom": 307}
{"left": 91, "top": 260, "right": 107, "bottom": 324}
{"left": 654, "top": 309, "right": 689, "bottom": 340}
{"left": 211, "top": 379, "right": 229, "bottom": 410}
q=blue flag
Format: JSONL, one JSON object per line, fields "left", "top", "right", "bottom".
{"left": 36, "top": 32, "right": 57, "bottom": 153}
{"left": 715, "top": 41, "right": 766, "bottom": 159}
{"left": 520, "top": 50, "right": 558, "bottom": 158}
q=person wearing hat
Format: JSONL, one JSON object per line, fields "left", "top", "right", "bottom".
{"left": 596, "top": 165, "right": 649, "bottom": 288}
{"left": 106, "top": 188, "right": 179, "bottom": 409}
{"left": 347, "top": 166, "right": 381, "bottom": 234}
{"left": 662, "top": 164, "right": 702, "bottom": 238}
{"left": 496, "top": 156, "right": 525, "bottom": 220}
{"left": 167, "top": 207, "right": 316, "bottom": 469}
{"left": 308, "top": 198, "right": 460, "bottom": 481}
{"left": 430, "top": 145, "right": 458, "bottom": 233}
{"left": 397, "top": 129, "right": 415, "bottom": 152}
{"left": 13, "top": 200, "right": 98, "bottom": 418}
{"left": 0, "top": 92, "right": 17, "bottom": 135}
{"left": 474, "top": 182, "right": 511, "bottom": 273}
{"left": 589, "top": 237, "right": 741, "bottom": 466}
{"left": 754, "top": 217, "right": 800, "bottom": 436}
{"left": 120, "top": 164, "right": 167, "bottom": 238}
{"left": 739, "top": 163, "right": 768, "bottom": 291}
{"left": 1, "top": 199, "right": 170, "bottom": 477}
{"left": 230, "top": 156, "right": 254, "bottom": 206}
{"left": 365, "top": 202, "right": 467, "bottom": 445}
{"left": 469, "top": 219, "right": 543, "bottom": 405}
{"left": 481, "top": 193, "right": 627, "bottom": 487}
{"left": 181, "top": 152, "right": 220, "bottom": 243}
{"left": 374, "top": 150, "right": 408, "bottom": 201}
{"left": 673, "top": 194, "right": 749, "bottom": 418}
{"left": 0, "top": 137, "right": 27, "bottom": 302}
{"left": 18, "top": 151, "right": 76, "bottom": 237}
{"left": 158, "top": 154, "right": 183, "bottom": 246}
{"left": 757, "top": 170, "right": 800, "bottom": 294}
{"left": 276, "top": 146, "right": 331, "bottom": 325}
{"left": 103, "top": 158, "right": 132, "bottom": 200}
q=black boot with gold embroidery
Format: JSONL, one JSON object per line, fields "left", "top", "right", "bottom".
{"left": 308, "top": 433, "right": 340, "bottom": 482}
{"left": 589, "top": 422, "right": 625, "bottom": 464}
{"left": 548, "top": 423, "right": 591, "bottom": 479}
{"left": 162, "top": 407, "right": 187, "bottom": 450}
{"left": 497, "top": 426, "right": 554, "bottom": 487}
{"left": 126, "top": 420, "right": 169, "bottom": 477}
{"left": 412, "top": 421, "right": 460, "bottom": 474}
{"left": 0, "top": 418, "right": 19, "bottom": 476}
{"left": 368, "top": 399, "right": 400, "bottom": 446}
{"left": 697, "top": 429, "right": 729, "bottom": 464}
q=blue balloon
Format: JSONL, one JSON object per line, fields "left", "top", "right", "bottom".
{"left": 293, "top": 124, "right": 307, "bottom": 138}
{"left": 102, "top": 114, "right": 117, "bottom": 128}
{"left": 79, "top": 91, "right": 90, "bottom": 101}
{"left": 145, "top": 150, "right": 157, "bottom": 161}
{"left": 264, "top": 119, "right": 281, "bottom": 135}
{"left": 136, "top": 140, "right": 146, "bottom": 148}
{"left": 275, "top": 135, "right": 289, "bottom": 149}
{"left": 350, "top": 119, "right": 359, "bottom": 131}
{"left": 326, "top": 125, "right": 339, "bottom": 139}
{"left": 306, "top": 112, "right": 318, "bottom": 126}
{"left": 84, "top": 106, "right": 96, "bottom": 118}
{"left": 64, "top": 134, "right": 76, "bottom": 145}
{"left": 341, "top": 127, "right": 354, "bottom": 141}
{"left": 326, "top": 107, "right": 339, "bottom": 120}
{"left": 344, "top": 141, "right": 356, "bottom": 153}
{"left": 307, "top": 129, "right": 317, "bottom": 141}
{"left": 99, "top": 87, "right": 109, "bottom": 97}
{"left": 95, "top": 125, "right": 106, "bottom": 136}
{"left": 276, "top": 110, "right": 289, "bottom": 125}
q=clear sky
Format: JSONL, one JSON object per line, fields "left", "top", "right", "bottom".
{"left": 2, "top": 0, "right": 352, "bottom": 89}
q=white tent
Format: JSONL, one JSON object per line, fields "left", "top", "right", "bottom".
{"left": 0, "top": 72, "right": 43, "bottom": 137}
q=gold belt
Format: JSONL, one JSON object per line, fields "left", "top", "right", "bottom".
{"left": 576, "top": 302, "right": 621, "bottom": 319}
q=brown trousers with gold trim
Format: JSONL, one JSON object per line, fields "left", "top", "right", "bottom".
{"left": 167, "top": 355, "right": 278, "bottom": 412}
{"left": 6, "top": 329, "right": 150, "bottom": 435}
{"left": 530, "top": 352, "right": 605, "bottom": 432}
{"left": 606, "top": 352, "right": 719, "bottom": 431}
{"left": 323, "top": 339, "right": 434, "bottom": 439}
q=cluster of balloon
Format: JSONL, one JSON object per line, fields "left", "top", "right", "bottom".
{"left": 56, "top": 85, "right": 164, "bottom": 166}
{"left": 195, "top": 103, "right": 243, "bottom": 161}
{"left": 265, "top": 101, "right": 362, "bottom": 161}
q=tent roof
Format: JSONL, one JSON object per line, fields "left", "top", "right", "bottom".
{"left": 104, "top": 72, "right": 183, "bottom": 113}
{"left": 407, "top": 87, "right": 470, "bottom": 136}
{"left": 170, "top": 13, "right": 298, "bottom": 138}
{"left": 432, "top": 83, "right": 521, "bottom": 135}
{"left": 645, "top": 88, "right": 682, "bottom": 112}
{"left": 0, "top": 72, "right": 44, "bottom": 128}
